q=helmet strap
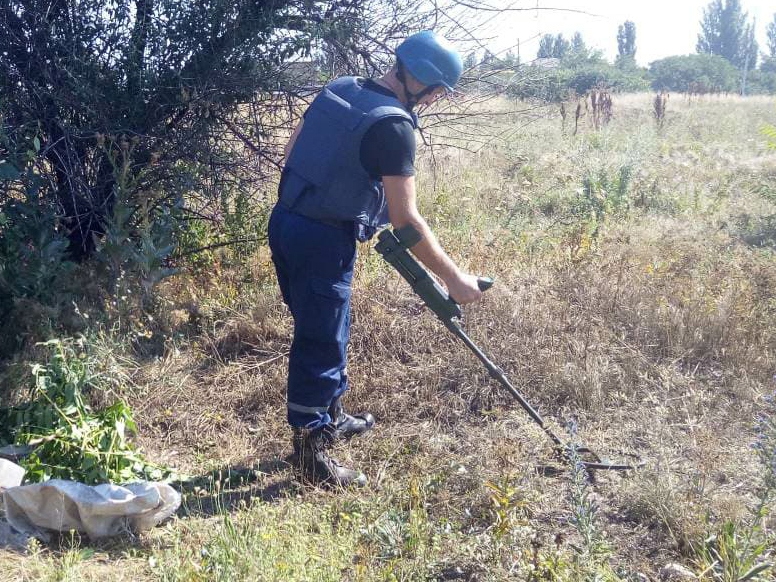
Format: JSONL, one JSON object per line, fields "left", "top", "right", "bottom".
{"left": 396, "top": 60, "right": 437, "bottom": 109}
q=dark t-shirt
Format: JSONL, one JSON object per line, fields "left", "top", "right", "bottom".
{"left": 359, "top": 79, "right": 416, "bottom": 179}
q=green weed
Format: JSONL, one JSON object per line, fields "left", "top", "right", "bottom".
{"left": 153, "top": 502, "right": 359, "bottom": 582}
{"left": 565, "top": 431, "right": 620, "bottom": 581}
{"left": 762, "top": 123, "right": 776, "bottom": 149}
{"left": 484, "top": 475, "right": 531, "bottom": 540}
{"left": 691, "top": 394, "right": 776, "bottom": 581}
{"left": 0, "top": 337, "right": 168, "bottom": 484}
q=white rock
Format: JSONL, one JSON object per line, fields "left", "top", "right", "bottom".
{"left": 660, "top": 563, "right": 697, "bottom": 581}
{"left": 0, "top": 459, "right": 25, "bottom": 490}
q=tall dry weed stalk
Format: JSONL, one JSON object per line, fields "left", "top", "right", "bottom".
{"left": 568, "top": 89, "right": 613, "bottom": 135}
{"left": 653, "top": 91, "right": 669, "bottom": 129}
{"left": 560, "top": 101, "right": 567, "bottom": 134}
{"left": 589, "top": 88, "right": 613, "bottom": 130}
{"left": 573, "top": 97, "right": 586, "bottom": 136}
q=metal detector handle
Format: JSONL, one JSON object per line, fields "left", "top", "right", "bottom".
{"left": 477, "top": 277, "right": 494, "bottom": 292}
{"left": 376, "top": 226, "right": 493, "bottom": 319}
{"left": 376, "top": 226, "right": 461, "bottom": 321}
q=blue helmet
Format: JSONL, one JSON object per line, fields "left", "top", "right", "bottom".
{"left": 395, "top": 31, "right": 463, "bottom": 91}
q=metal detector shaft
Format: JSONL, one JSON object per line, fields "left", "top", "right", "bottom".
{"left": 444, "top": 320, "right": 565, "bottom": 450}
{"left": 376, "top": 225, "right": 638, "bottom": 472}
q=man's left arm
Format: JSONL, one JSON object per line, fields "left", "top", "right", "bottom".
{"left": 284, "top": 119, "right": 304, "bottom": 161}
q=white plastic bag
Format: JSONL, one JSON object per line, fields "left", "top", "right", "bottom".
{"left": 3, "top": 479, "right": 180, "bottom": 539}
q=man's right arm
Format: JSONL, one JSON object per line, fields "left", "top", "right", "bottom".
{"left": 383, "top": 175, "right": 482, "bottom": 305}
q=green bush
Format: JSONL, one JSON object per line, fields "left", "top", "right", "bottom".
{"left": 506, "top": 62, "right": 648, "bottom": 102}
{"left": 0, "top": 175, "right": 75, "bottom": 309}
{"left": 565, "top": 63, "right": 649, "bottom": 95}
{"left": 0, "top": 132, "right": 77, "bottom": 355}
{"left": 0, "top": 338, "right": 169, "bottom": 484}
{"left": 744, "top": 70, "right": 776, "bottom": 95}
{"left": 762, "top": 57, "right": 776, "bottom": 74}
{"left": 649, "top": 54, "right": 739, "bottom": 93}
{"left": 0, "top": 129, "right": 179, "bottom": 354}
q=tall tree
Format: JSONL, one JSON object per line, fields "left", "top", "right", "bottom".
{"left": 763, "top": 13, "right": 776, "bottom": 72}
{"left": 617, "top": 20, "right": 637, "bottom": 59}
{"left": 538, "top": 34, "right": 555, "bottom": 58}
{"left": 0, "top": 0, "right": 353, "bottom": 259}
{"left": 502, "top": 49, "right": 518, "bottom": 67}
{"left": 538, "top": 33, "right": 571, "bottom": 59}
{"left": 697, "top": 0, "right": 758, "bottom": 68}
{"left": 0, "top": 0, "right": 474, "bottom": 261}
{"left": 767, "top": 13, "right": 776, "bottom": 57}
{"left": 741, "top": 20, "right": 758, "bottom": 69}
{"left": 570, "top": 32, "right": 587, "bottom": 55}
{"left": 553, "top": 34, "right": 571, "bottom": 58}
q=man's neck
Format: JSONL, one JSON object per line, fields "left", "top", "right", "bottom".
{"left": 375, "top": 72, "right": 410, "bottom": 108}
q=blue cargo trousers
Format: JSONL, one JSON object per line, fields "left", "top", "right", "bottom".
{"left": 268, "top": 204, "right": 356, "bottom": 429}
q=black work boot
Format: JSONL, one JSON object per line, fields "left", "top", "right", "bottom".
{"left": 292, "top": 426, "right": 367, "bottom": 487}
{"left": 328, "top": 396, "right": 375, "bottom": 440}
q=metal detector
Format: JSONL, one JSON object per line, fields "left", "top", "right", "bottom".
{"left": 375, "top": 225, "right": 641, "bottom": 472}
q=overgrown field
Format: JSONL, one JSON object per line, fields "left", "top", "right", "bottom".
{"left": 2, "top": 93, "right": 776, "bottom": 581}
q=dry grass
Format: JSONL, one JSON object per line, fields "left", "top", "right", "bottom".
{"left": 2, "top": 93, "right": 776, "bottom": 580}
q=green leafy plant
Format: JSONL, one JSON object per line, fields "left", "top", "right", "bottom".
{"left": 0, "top": 132, "right": 75, "bottom": 311}
{"left": 564, "top": 426, "right": 620, "bottom": 581}
{"left": 485, "top": 476, "right": 530, "bottom": 540}
{"left": 692, "top": 394, "right": 776, "bottom": 581}
{"left": 763, "top": 124, "right": 776, "bottom": 150}
{"left": 93, "top": 137, "right": 179, "bottom": 310}
{"left": 566, "top": 165, "right": 633, "bottom": 257}
{"left": 576, "top": 166, "right": 632, "bottom": 226}
{"left": 96, "top": 200, "right": 178, "bottom": 310}
{"left": 0, "top": 337, "right": 169, "bottom": 484}
{"left": 694, "top": 521, "right": 773, "bottom": 581}
{"left": 568, "top": 450, "right": 607, "bottom": 564}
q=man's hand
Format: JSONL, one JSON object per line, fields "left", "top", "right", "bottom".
{"left": 446, "top": 272, "right": 483, "bottom": 305}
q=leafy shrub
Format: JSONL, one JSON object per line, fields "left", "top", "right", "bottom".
{"left": 744, "top": 70, "right": 776, "bottom": 95}
{"left": 0, "top": 338, "right": 168, "bottom": 484}
{"left": 95, "top": 198, "right": 178, "bottom": 310}
{"left": 0, "top": 133, "right": 77, "bottom": 355}
{"left": 1, "top": 127, "right": 180, "bottom": 354}
{"left": 649, "top": 54, "right": 739, "bottom": 93}
{"left": 506, "top": 62, "right": 648, "bottom": 102}
{"left": 564, "top": 63, "right": 649, "bottom": 95}
{"left": 564, "top": 165, "right": 633, "bottom": 250}
{"left": 760, "top": 57, "right": 776, "bottom": 74}
{"left": 0, "top": 170, "right": 75, "bottom": 307}
{"left": 0, "top": 1, "right": 353, "bottom": 261}
{"left": 502, "top": 64, "right": 572, "bottom": 102}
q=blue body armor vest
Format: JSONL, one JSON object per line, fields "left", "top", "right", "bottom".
{"left": 279, "top": 77, "right": 417, "bottom": 238}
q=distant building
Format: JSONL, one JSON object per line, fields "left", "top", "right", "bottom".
{"left": 532, "top": 58, "right": 561, "bottom": 69}
{"left": 279, "top": 61, "right": 321, "bottom": 91}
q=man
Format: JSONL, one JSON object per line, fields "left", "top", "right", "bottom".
{"left": 269, "top": 30, "right": 483, "bottom": 487}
